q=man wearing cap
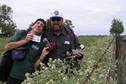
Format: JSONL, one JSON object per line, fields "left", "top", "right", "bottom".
{"left": 43, "top": 10, "right": 84, "bottom": 69}
{"left": 5, "top": 18, "right": 49, "bottom": 84}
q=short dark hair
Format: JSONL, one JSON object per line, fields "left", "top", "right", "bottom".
{"left": 33, "top": 18, "right": 46, "bottom": 31}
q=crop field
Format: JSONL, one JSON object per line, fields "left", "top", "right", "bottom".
{"left": 0, "top": 36, "right": 116, "bottom": 84}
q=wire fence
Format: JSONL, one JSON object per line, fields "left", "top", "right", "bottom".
{"left": 83, "top": 37, "right": 115, "bottom": 84}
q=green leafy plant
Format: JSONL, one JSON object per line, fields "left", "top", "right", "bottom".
{"left": 22, "top": 36, "right": 116, "bottom": 84}
{"left": 23, "top": 56, "right": 84, "bottom": 84}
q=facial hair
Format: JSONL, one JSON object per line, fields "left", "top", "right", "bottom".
{"left": 52, "top": 23, "right": 62, "bottom": 32}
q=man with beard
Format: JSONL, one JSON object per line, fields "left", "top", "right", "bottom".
{"left": 43, "top": 10, "right": 84, "bottom": 70}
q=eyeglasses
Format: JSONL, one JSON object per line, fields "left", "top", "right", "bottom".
{"left": 51, "top": 17, "right": 62, "bottom": 22}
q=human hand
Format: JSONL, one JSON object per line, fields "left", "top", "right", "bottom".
{"left": 75, "top": 50, "right": 84, "bottom": 57}
{"left": 42, "top": 47, "right": 50, "bottom": 56}
{"left": 25, "top": 34, "right": 33, "bottom": 43}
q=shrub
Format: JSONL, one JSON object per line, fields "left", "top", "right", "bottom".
{"left": 22, "top": 36, "right": 116, "bottom": 84}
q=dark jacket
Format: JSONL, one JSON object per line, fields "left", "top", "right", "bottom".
{"left": 43, "top": 25, "right": 83, "bottom": 69}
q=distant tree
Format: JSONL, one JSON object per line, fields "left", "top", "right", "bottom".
{"left": 110, "top": 18, "right": 124, "bottom": 35}
{"left": 0, "top": 4, "right": 16, "bottom": 36}
{"left": 27, "top": 22, "right": 33, "bottom": 32}
{"left": 64, "top": 19, "right": 75, "bottom": 29}
{"left": 46, "top": 19, "right": 51, "bottom": 29}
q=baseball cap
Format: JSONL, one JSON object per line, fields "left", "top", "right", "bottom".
{"left": 50, "top": 10, "right": 63, "bottom": 18}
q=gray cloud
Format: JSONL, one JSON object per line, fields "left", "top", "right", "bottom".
{"left": 1, "top": 0, "right": 126, "bottom": 35}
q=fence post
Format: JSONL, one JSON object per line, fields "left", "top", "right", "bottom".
{"left": 116, "top": 35, "right": 126, "bottom": 84}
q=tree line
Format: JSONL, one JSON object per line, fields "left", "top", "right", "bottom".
{"left": 0, "top": 4, "right": 124, "bottom": 36}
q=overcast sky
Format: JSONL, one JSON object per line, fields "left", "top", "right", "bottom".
{"left": 1, "top": 0, "right": 126, "bottom": 35}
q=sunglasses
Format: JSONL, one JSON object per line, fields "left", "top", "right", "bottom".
{"left": 51, "top": 17, "right": 62, "bottom": 22}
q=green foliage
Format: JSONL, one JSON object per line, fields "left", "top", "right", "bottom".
{"left": 23, "top": 57, "right": 84, "bottom": 84}
{"left": 22, "top": 36, "right": 116, "bottom": 84}
{"left": 27, "top": 22, "right": 33, "bottom": 32}
{"left": 0, "top": 4, "right": 16, "bottom": 35}
{"left": 81, "top": 36, "right": 116, "bottom": 84}
{"left": 46, "top": 19, "right": 51, "bottom": 29}
{"left": 110, "top": 18, "right": 124, "bottom": 35}
{"left": 64, "top": 19, "right": 75, "bottom": 29}
{"left": 0, "top": 36, "right": 118, "bottom": 84}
